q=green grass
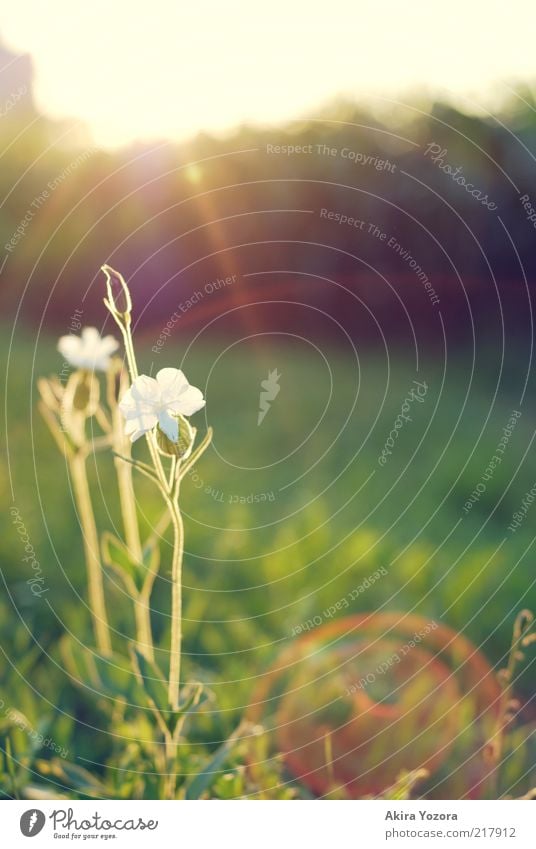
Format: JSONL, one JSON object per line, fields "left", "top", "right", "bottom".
{"left": 1, "top": 329, "right": 535, "bottom": 793}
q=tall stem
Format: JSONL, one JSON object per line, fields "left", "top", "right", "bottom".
{"left": 103, "top": 271, "right": 203, "bottom": 734}
{"left": 109, "top": 369, "right": 154, "bottom": 660}
{"left": 115, "top": 442, "right": 155, "bottom": 660}
{"left": 115, "top": 452, "right": 143, "bottom": 556}
{"left": 114, "top": 312, "right": 182, "bottom": 692}
{"left": 133, "top": 594, "right": 154, "bottom": 660}
{"left": 167, "top": 496, "right": 184, "bottom": 710}
{"left": 70, "top": 453, "right": 111, "bottom": 654}
{"left": 118, "top": 317, "right": 168, "bottom": 490}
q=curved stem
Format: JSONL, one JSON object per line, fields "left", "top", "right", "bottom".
{"left": 179, "top": 427, "right": 213, "bottom": 481}
{"left": 94, "top": 404, "right": 112, "bottom": 434}
{"left": 487, "top": 611, "right": 534, "bottom": 796}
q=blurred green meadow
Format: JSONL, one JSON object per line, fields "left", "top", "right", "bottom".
{"left": 2, "top": 326, "right": 535, "bottom": 785}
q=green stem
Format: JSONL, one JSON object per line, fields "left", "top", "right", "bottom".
{"left": 167, "top": 494, "right": 184, "bottom": 711}
{"left": 104, "top": 288, "right": 199, "bottom": 767}
{"left": 114, "top": 460, "right": 141, "bottom": 547}
{"left": 115, "top": 312, "right": 182, "bottom": 702}
{"left": 117, "top": 316, "right": 169, "bottom": 491}
{"left": 144, "top": 430, "right": 213, "bottom": 550}
{"left": 114, "top": 419, "right": 155, "bottom": 660}
{"left": 179, "top": 427, "right": 213, "bottom": 481}
{"left": 133, "top": 595, "right": 153, "bottom": 662}
{"left": 112, "top": 311, "right": 170, "bottom": 493}
{"left": 163, "top": 730, "right": 177, "bottom": 799}
{"left": 70, "top": 453, "right": 112, "bottom": 654}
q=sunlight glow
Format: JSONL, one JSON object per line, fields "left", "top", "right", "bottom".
{"left": 2, "top": 0, "right": 536, "bottom": 149}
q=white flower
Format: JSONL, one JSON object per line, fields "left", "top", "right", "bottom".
{"left": 119, "top": 367, "right": 205, "bottom": 443}
{"left": 58, "top": 327, "right": 119, "bottom": 372}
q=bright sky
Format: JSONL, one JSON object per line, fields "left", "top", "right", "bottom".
{"left": 2, "top": 0, "right": 536, "bottom": 149}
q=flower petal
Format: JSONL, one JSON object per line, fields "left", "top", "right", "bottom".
{"left": 156, "top": 367, "right": 187, "bottom": 388}
{"left": 158, "top": 409, "right": 179, "bottom": 442}
{"left": 81, "top": 327, "right": 101, "bottom": 344}
{"left": 99, "top": 335, "right": 120, "bottom": 355}
{"left": 93, "top": 357, "right": 111, "bottom": 372}
{"left": 156, "top": 367, "right": 189, "bottom": 403}
{"left": 58, "top": 335, "right": 81, "bottom": 358}
{"left": 58, "top": 328, "right": 118, "bottom": 372}
{"left": 128, "top": 427, "right": 149, "bottom": 443}
{"left": 123, "top": 411, "right": 158, "bottom": 439}
{"left": 119, "top": 384, "right": 159, "bottom": 419}
{"left": 131, "top": 375, "right": 161, "bottom": 404}
{"left": 118, "top": 387, "right": 140, "bottom": 417}
{"left": 172, "top": 385, "right": 205, "bottom": 416}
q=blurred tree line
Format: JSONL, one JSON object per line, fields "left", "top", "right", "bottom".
{"left": 2, "top": 83, "right": 536, "bottom": 349}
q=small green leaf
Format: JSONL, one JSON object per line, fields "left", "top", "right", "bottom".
{"left": 5, "top": 736, "right": 20, "bottom": 799}
{"left": 166, "top": 683, "right": 211, "bottom": 735}
{"left": 24, "top": 784, "right": 68, "bottom": 801}
{"left": 0, "top": 708, "right": 32, "bottom": 736}
{"left": 130, "top": 647, "right": 169, "bottom": 716}
{"left": 142, "top": 539, "right": 160, "bottom": 591}
{"left": 178, "top": 682, "right": 208, "bottom": 714}
{"left": 184, "top": 722, "right": 248, "bottom": 800}
{"left": 36, "top": 758, "right": 110, "bottom": 798}
{"left": 102, "top": 532, "right": 150, "bottom": 594}
{"left": 373, "top": 768, "right": 429, "bottom": 800}
{"left": 61, "top": 637, "right": 140, "bottom": 704}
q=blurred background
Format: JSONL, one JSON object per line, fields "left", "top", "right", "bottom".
{"left": 1, "top": 0, "right": 536, "bottom": 797}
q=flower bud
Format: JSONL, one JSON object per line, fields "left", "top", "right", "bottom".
{"left": 64, "top": 369, "right": 100, "bottom": 417}
{"left": 102, "top": 265, "right": 132, "bottom": 320}
{"left": 156, "top": 415, "right": 196, "bottom": 459}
